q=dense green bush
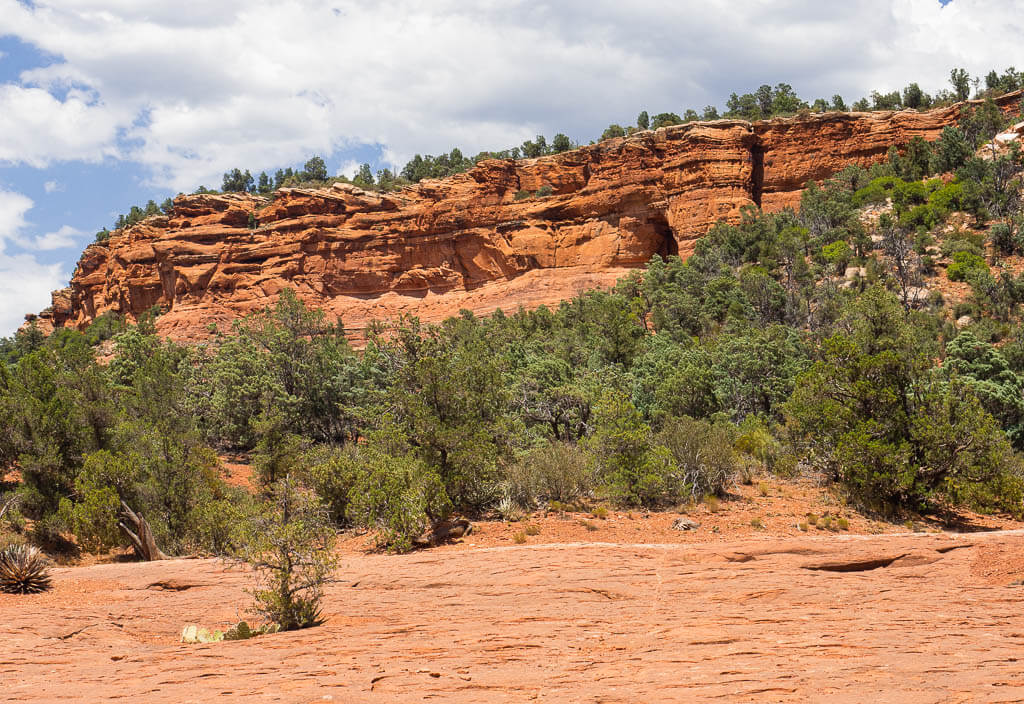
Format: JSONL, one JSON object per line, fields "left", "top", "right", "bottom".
{"left": 947, "top": 250, "right": 989, "bottom": 281}
{"left": 654, "top": 416, "right": 738, "bottom": 500}
{"left": 503, "top": 442, "right": 593, "bottom": 509}
{"left": 786, "top": 287, "right": 1024, "bottom": 513}
{"left": 588, "top": 392, "right": 667, "bottom": 507}
{"left": 346, "top": 448, "right": 451, "bottom": 553}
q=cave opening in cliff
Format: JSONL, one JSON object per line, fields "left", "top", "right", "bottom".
{"left": 652, "top": 214, "right": 679, "bottom": 258}
{"left": 750, "top": 143, "right": 765, "bottom": 208}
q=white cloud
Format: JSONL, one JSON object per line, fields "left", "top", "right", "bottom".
{"left": 0, "top": 188, "right": 34, "bottom": 252}
{"left": 0, "top": 84, "right": 123, "bottom": 167}
{"left": 32, "top": 224, "right": 83, "bottom": 251}
{"left": 43, "top": 180, "right": 62, "bottom": 193}
{"left": 336, "top": 159, "right": 361, "bottom": 179}
{"left": 0, "top": 0, "right": 1021, "bottom": 192}
{"left": 0, "top": 253, "right": 65, "bottom": 337}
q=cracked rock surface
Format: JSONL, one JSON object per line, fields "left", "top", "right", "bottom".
{"left": 3, "top": 531, "right": 1024, "bottom": 702}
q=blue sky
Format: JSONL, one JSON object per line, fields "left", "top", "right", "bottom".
{"left": 0, "top": 0, "right": 1020, "bottom": 335}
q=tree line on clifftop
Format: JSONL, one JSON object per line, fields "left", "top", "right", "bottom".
{"left": 6, "top": 96, "right": 1024, "bottom": 580}
{"left": 96, "top": 66, "right": 1024, "bottom": 244}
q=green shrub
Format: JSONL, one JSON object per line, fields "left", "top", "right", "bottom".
{"left": 84, "top": 312, "right": 126, "bottom": 346}
{"left": 822, "top": 240, "right": 851, "bottom": 269}
{"left": 786, "top": 288, "right": 1024, "bottom": 514}
{"left": 347, "top": 451, "right": 451, "bottom": 552}
{"left": 852, "top": 182, "right": 889, "bottom": 207}
{"left": 989, "top": 223, "right": 1015, "bottom": 255}
{"left": 503, "top": 442, "right": 592, "bottom": 508}
{"left": 301, "top": 444, "right": 361, "bottom": 525}
{"left": 892, "top": 180, "right": 928, "bottom": 210}
{"left": 947, "top": 251, "right": 988, "bottom": 281}
{"left": 899, "top": 203, "right": 945, "bottom": 231}
{"left": 59, "top": 485, "right": 120, "bottom": 554}
{"left": 536, "top": 185, "right": 553, "bottom": 198}
{"left": 654, "top": 416, "right": 738, "bottom": 501}
{"left": 238, "top": 477, "right": 337, "bottom": 631}
{"left": 733, "top": 416, "right": 781, "bottom": 470}
{"left": 929, "top": 181, "right": 965, "bottom": 213}
{"left": 940, "top": 233, "right": 985, "bottom": 258}
{"left": 588, "top": 392, "right": 671, "bottom": 507}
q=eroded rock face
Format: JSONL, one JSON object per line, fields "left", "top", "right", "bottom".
{"left": 36, "top": 91, "right": 1023, "bottom": 341}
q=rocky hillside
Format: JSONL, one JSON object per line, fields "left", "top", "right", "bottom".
{"left": 33, "top": 91, "right": 1023, "bottom": 341}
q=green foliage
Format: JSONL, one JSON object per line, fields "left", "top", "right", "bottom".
{"left": 303, "top": 156, "right": 329, "bottom": 182}
{"left": 401, "top": 148, "right": 477, "bottom": 181}
{"left": 83, "top": 312, "right": 126, "bottom": 346}
{"left": 238, "top": 477, "right": 337, "bottom": 630}
{"left": 114, "top": 201, "right": 162, "bottom": 230}
{"left": 983, "top": 67, "right": 1023, "bottom": 96}
{"left": 503, "top": 442, "right": 593, "bottom": 509}
{"left": 928, "top": 181, "right": 966, "bottom": 214}
{"left": 197, "top": 289, "right": 361, "bottom": 447}
{"left": 944, "top": 332, "right": 1024, "bottom": 450}
{"left": 601, "top": 124, "right": 626, "bottom": 140}
{"left": 381, "top": 316, "right": 509, "bottom": 509}
{"left": 950, "top": 68, "right": 971, "bottom": 101}
{"left": 872, "top": 90, "right": 902, "bottom": 111}
{"left": 930, "top": 126, "right": 971, "bottom": 173}
{"left": 300, "top": 444, "right": 361, "bottom": 525}
{"left": 989, "top": 223, "right": 1016, "bottom": 255}
{"left": 852, "top": 182, "right": 889, "bottom": 207}
{"left": 786, "top": 286, "right": 1023, "bottom": 513}
{"left": 650, "top": 112, "right": 683, "bottom": 129}
{"left": 654, "top": 416, "right": 737, "bottom": 500}
{"left": 588, "top": 392, "right": 660, "bottom": 506}
{"left": 947, "top": 251, "right": 988, "bottom": 282}
{"left": 222, "top": 168, "right": 254, "bottom": 193}
{"left": 346, "top": 444, "right": 450, "bottom": 552}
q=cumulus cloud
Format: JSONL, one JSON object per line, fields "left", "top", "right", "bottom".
{"left": 0, "top": 189, "right": 67, "bottom": 334}
{"left": 0, "top": 84, "right": 123, "bottom": 167}
{"left": 0, "top": 0, "right": 1019, "bottom": 192}
{"left": 43, "top": 180, "right": 63, "bottom": 193}
{"left": 32, "top": 224, "right": 83, "bottom": 251}
{"left": 0, "top": 253, "right": 65, "bottom": 335}
{"left": 0, "top": 188, "right": 34, "bottom": 251}
{"left": 0, "top": 0, "right": 1021, "bottom": 192}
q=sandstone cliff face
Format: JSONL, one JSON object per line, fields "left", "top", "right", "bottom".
{"left": 37, "top": 91, "right": 1023, "bottom": 341}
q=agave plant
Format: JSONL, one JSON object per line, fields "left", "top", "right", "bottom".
{"left": 0, "top": 544, "right": 52, "bottom": 594}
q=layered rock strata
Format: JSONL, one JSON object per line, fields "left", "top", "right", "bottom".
{"left": 34, "top": 91, "right": 1023, "bottom": 341}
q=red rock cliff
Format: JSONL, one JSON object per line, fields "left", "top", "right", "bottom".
{"left": 36, "top": 91, "right": 1023, "bottom": 341}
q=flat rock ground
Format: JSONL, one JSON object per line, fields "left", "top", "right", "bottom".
{"left": 4, "top": 528, "right": 1024, "bottom": 703}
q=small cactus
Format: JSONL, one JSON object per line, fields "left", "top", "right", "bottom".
{"left": 0, "top": 544, "right": 52, "bottom": 594}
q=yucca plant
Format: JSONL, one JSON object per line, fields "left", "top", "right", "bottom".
{"left": 0, "top": 544, "right": 52, "bottom": 594}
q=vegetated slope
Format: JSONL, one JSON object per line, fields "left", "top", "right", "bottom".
{"left": 30, "top": 91, "right": 1022, "bottom": 342}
